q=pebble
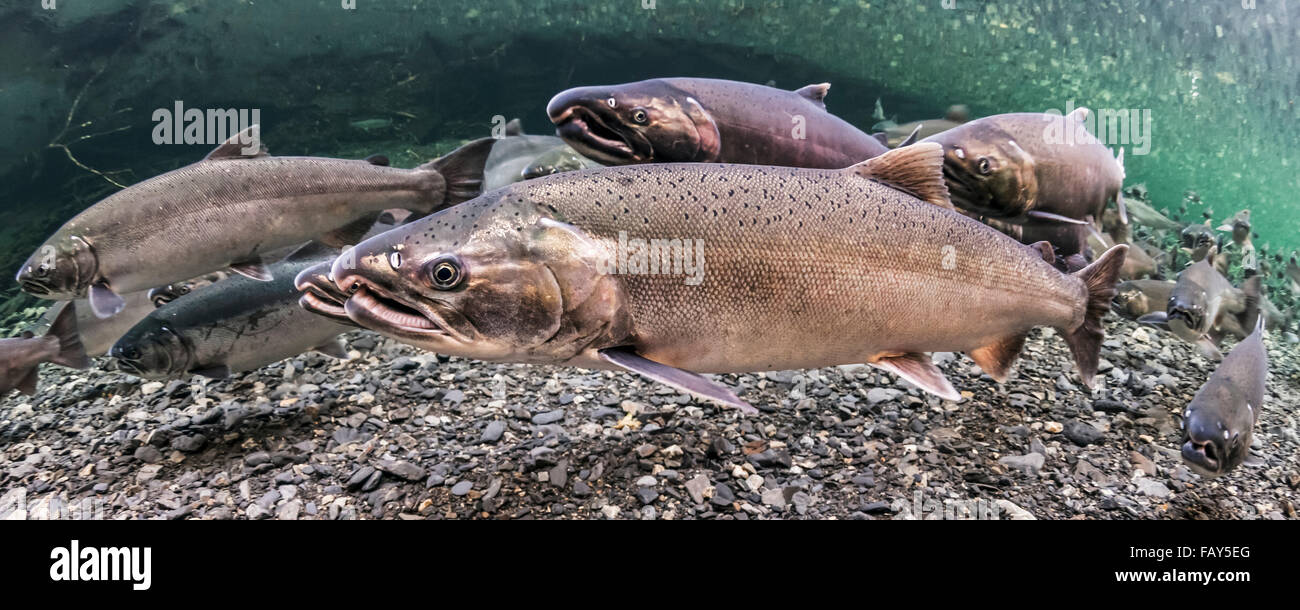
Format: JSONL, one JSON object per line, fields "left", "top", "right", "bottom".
{"left": 480, "top": 420, "right": 506, "bottom": 443}
{"left": 1064, "top": 420, "right": 1104, "bottom": 446}
{"left": 531, "top": 409, "right": 565, "bottom": 425}
{"left": 684, "top": 475, "right": 710, "bottom": 505}
{"left": 450, "top": 480, "right": 474, "bottom": 496}
{"left": 998, "top": 453, "right": 1045, "bottom": 475}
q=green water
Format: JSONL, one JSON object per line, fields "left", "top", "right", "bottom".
{"left": 0, "top": 0, "right": 1296, "bottom": 318}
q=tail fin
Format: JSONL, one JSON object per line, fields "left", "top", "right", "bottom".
{"left": 45, "top": 302, "right": 90, "bottom": 369}
{"left": 1063, "top": 244, "right": 1127, "bottom": 386}
{"left": 419, "top": 137, "right": 497, "bottom": 209}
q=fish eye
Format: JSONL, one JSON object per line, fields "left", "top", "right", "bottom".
{"left": 33, "top": 263, "right": 50, "bottom": 277}
{"left": 389, "top": 251, "right": 403, "bottom": 269}
{"left": 607, "top": 97, "right": 617, "bottom": 108}
{"left": 632, "top": 109, "right": 649, "bottom": 124}
{"left": 120, "top": 346, "right": 142, "bottom": 361}
{"left": 977, "top": 157, "right": 994, "bottom": 175}
{"left": 426, "top": 255, "right": 465, "bottom": 290}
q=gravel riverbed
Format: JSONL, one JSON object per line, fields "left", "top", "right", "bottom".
{"left": 2, "top": 316, "right": 1298, "bottom": 520}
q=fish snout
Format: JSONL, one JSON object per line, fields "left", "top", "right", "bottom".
{"left": 1180, "top": 438, "right": 1221, "bottom": 474}
{"left": 1167, "top": 301, "right": 1204, "bottom": 330}
{"left": 546, "top": 87, "right": 595, "bottom": 124}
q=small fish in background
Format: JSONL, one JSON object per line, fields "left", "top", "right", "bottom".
{"left": 1089, "top": 212, "right": 1158, "bottom": 280}
{"left": 1111, "top": 279, "right": 1175, "bottom": 321}
{"left": 324, "top": 143, "right": 1126, "bottom": 412}
{"left": 1120, "top": 184, "right": 1182, "bottom": 231}
{"left": 16, "top": 126, "right": 494, "bottom": 319}
{"left": 111, "top": 247, "right": 354, "bottom": 380}
{"left": 482, "top": 119, "right": 599, "bottom": 191}
{"left": 0, "top": 303, "right": 90, "bottom": 396}
{"left": 920, "top": 108, "right": 1126, "bottom": 256}
{"left": 1139, "top": 259, "right": 1260, "bottom": 360}
{"left": 877, "top": 103, "right": 971, "bottom": 148}
{"left": 546, "top": 77, "right": 889, "bottom": 168}
{"left": 1181, "top": 316, "right": 1268, "bottom": 478}
{"left": 1215, "top": 209, "right": 1253, "bottom": 251}
{"left": 349, "top": 117, "right": 394, "bottom": 132}
{"left": 1179, "top": 224, "right": 1229, "bottom": 274}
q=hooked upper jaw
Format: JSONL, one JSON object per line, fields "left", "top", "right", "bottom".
{"left": 294, "top": 262, "right": 355, "bottom": 326}
{"left": 547, "top": 88, "right": 643, "bottom": 164}
{"left": 330, "top": 252, "right": 457, "bottom": 342}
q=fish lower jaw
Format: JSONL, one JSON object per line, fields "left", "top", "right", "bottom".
{"left": 1180, "top": 440, "right": 1223, "bottom": 477}
{"left": 343, "top": 287, "right": 450, "bottom": 338}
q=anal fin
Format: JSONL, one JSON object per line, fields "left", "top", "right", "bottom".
{"left": 868, "top": 352, "right": 962, "bottom": 401}
{"left": 968, "top": 333, "right": 1028, "bottom": 383}
{"left": 17, "top": 368, "right": 38, "bottom": 396}
{"left": 598, "top": 347, "right": 756, "bottom": 415}
{"left": 320, "top": 213, "right": 381, "bottom": 249}
{"left": 313, "top": 339, "right": 349, "bottom": 359}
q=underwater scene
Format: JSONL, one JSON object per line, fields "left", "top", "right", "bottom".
{"left": 0, "top": 0, "right": 1298, "bottom": 522}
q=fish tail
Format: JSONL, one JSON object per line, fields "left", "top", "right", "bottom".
{"left": 45, "top": 301, "right": 91, "bottom": 369}
{"left": 418, "top": 137, "right": 496, "bottom": 212}
{"left": 1063, "top": 244, "right": 1127, "bottom": 386}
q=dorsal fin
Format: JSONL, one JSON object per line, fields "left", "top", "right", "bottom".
{"left": 1024, "top": 241, "right": 1056, "bottom": 264}
{"left": 897, "top": 124, "right": 923, "bottom": 148}
{"left": 204, "top": 125, "right": 268, "bottom": 161}
{"left": 793, "top": 83, "right": 830, "bottom": 109}
{"left": 1067, "top": 107, "right": 1091, "bottom": 123}
{"left": 505, "top": 118, "right": 524, "bottom": 136}
{"left": 844, "top": 142, "right": 952, "bottom": 210}
{"left": 363, "top": 154, "right": 390, "bottom": 166}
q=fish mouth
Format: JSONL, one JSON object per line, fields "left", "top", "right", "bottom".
{"left": 1167, "top": 306, "right": 1203, "bottom": 331}
{"left": 294, "top": 265, "right": 356, "bottom": 325}
{"left": 552, "top": 105, "right": 640, "bottom": 163}
{"left": 1181, "top": 438, "right": 1223, "bottom": 476}
{"left": 17, "top": 274, "right": 54, "bottom": 297}
{"left": 342, "top": 283, "right": 457, "bottom": 342}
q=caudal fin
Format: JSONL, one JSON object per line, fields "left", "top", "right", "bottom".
{"left": 1063, "top": 244, "right": 1127, "bottom": 386}
{"left": 419, "top": 137, "right": 497, "bottom": 210}
{"left": 46, "top": 302, "right": 91, "bottom": 369}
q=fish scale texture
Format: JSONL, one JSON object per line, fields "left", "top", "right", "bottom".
{"left": 495, "top": 163, "right": 1088, "bottom": 373}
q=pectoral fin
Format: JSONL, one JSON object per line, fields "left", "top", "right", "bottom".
{"left": 598, "top": 347, "right": 756, "bottom": 415}
{"left": 1025, "top": 210, "right": 1090, "bottom": 225}
{"left": 868, "top": 352, "right": 961, "bottom": 401}
{"left": 1137, "top": 312, "right": 1169, "bottom": 329}
{"left": 89, "top": 282, "right": 126, "bottom": 319}
{"left": 229, "top": 260, "right": 274, "bottom": 282}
